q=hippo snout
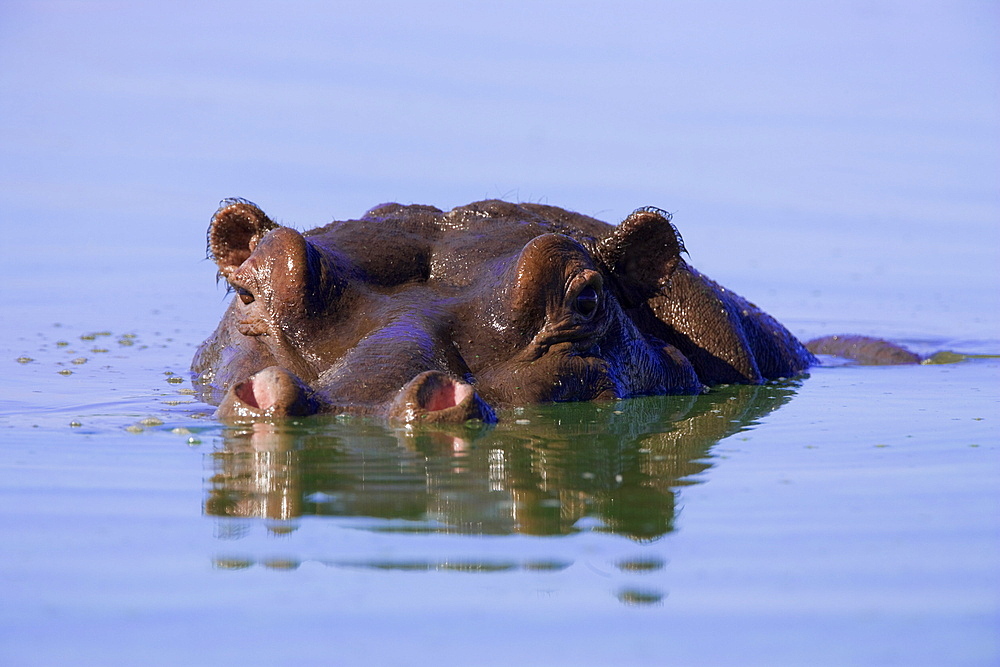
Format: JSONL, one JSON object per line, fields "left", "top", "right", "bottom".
{"left": 389, "top": 371, "right": 496, "bottom": 424}
{"left": 215, "top": 367, "right": 496, "bottom": 424}
{"left": 216, "top": 366, "right": 319, "bottom": 421}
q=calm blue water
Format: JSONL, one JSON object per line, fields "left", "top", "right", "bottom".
{"left": 1, "top": 2, "right": 998, "bottom": 665}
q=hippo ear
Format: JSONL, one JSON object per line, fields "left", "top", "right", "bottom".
{"left": 207, "top": 199, "right": 280, "bottom": 273}
{"left": 597, "top": 207, "right": 685, "bottom": 305}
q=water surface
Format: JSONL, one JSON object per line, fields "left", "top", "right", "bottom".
{"left": 1, "top": 2, "right": 998, "bottom": 665}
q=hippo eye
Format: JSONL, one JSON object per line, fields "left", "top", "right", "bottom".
{"left": 235, "top": 286, "right": 255, "bottom": 305}
{"left": 574, "top": 285, "right": 599, "bottom": 319}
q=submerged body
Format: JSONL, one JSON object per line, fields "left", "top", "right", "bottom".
{"left": 192, "top": 199, "right": 817, "bottom": 422}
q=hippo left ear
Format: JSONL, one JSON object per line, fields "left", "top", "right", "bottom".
{"left": 597, "top": 207, "right": 685, "bottom": 305}
{"left": 208, "top": 198, "right": 281, "bottom": 273}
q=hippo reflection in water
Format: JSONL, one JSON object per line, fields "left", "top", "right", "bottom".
{"left": 205, "top": 383, "right": 800, "bottom": 540}
{"left": 192, "top": 199, "right": 890, "bottom": 423}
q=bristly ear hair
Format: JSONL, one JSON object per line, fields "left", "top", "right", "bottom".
{"left": 206, "top": 198, "right": 278, "bottom": 260}
{"left": 596, "top": 207, "right": 686, "bottom": 305}
{"left": 206, "top": 199, "right": 281, "bottom": 288}
{"left": 628, "top": 206, "right": 684, "bottom": 253}
{"left": 635, "top": 206, "right": 674, "bottom": 223}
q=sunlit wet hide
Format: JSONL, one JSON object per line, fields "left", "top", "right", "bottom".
{"left": 192, "top": 199, "right": 815, "bottom": 422}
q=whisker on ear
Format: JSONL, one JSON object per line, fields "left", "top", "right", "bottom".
{"left": 635, "top": 205, "right": 673, "bottom": 222}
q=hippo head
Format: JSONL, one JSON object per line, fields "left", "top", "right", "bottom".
{"left": 192, "top": 199, "right": 813, "bottom": 423}
{"left": 455, "top": 216, "right": 700, "bottom": 406}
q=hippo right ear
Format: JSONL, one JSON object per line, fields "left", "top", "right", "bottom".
{"left": 597, "top": 207, "right": 685, "bottom": 306}
{"left": 207, "top": 199, "right": 281, "bottom": 274}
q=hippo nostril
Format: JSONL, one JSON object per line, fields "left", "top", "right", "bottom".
{"left": 424, "top": 380, "right": 473, "bottom": 411}
{"left": 234, "top": 380, "right": 260, "bottom": 409}
{"left": 574, "top": 285, "right": 599, "bottom": 319}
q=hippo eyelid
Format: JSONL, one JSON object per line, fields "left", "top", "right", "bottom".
{"left": 236, "top": 286, "right": 255, "bottom": 305}
{"left": 575, "top": 285, "right": 599, "bottom": 318}
{"left": 566, "top": 271, "right": 603, "bottom": 320}
{"left": 224, "top": 269, "right": 256, "bottom": 305}
{"left": 221, "top": 254, "right": 269, "bottom": 303}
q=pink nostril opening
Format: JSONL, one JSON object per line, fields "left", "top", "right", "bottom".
{"left": 235, "top": 381, "right": 260, "bottom": 409}
{"left": 424, "top": 380, "right": 473, "bottom": 412}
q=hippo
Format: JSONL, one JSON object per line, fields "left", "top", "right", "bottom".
{"left": 192, "top": 198, "right": 820, "bottom": 423}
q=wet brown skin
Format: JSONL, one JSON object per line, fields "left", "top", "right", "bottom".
{"left": 192, "top": 199, "right": 818, "bottom": 423}
{"left": 804, "top": 334, "right": 922, "bottom": 364}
